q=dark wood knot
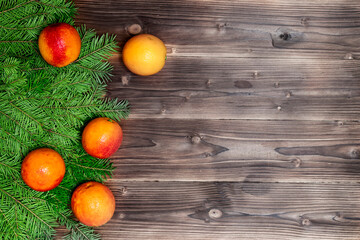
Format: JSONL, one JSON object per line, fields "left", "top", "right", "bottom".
{"left": 337, "top": 121, "right": 344, "bottom": 126}
{"left": 217, "top": 23, "right": 228, "bottom": 31}
{"left": 121, "top": 75, "right": 129, "bottom": 86}
{"left": 120, "top": 186, "right": 128, "bottom": 195}
{"left": 234, "top": 80, "right": 253, "bottom": 89}
{"left": 301, "top": 218, "right": 311, "bottom": 226}
{"left": 279, "top": 32, "right": 291, "bottom": 40}
{"left": 204, "top": 152, "right": 212, "bottom": 157}
{"left": 206, "top": 79, "right": 212, "bottom": 87}
{"left": 191, "top": 135, "right": 201, "bottom": 144}
{"left": 350, "top": 149, "right": 360, "bottom": 159}
{"left": 126, "top": 24, "right": 142, "bottom": 35}
{"left": 333, "top": 212, "right": 343, "bottom": 221}
{"left": 271, "top": 28, "right": 303, "bottom": 48}
{"left": 160, "top": 106, "right": 166, "bottom": 114}
{"left": 301, "top": 17, "right": 309, "bottom": 26}
{"left": 291, "top": 158, "right": 301, "bottom": 168}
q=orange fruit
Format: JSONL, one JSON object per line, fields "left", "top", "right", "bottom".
{"left": 122, "top": 34, "right": 167, "bottom": 76}
{"left": 38, "top": 23, "right": 81, "bottom": 67}
{"left": 82, "top": 117, "right": 123, "bottom": 159}
{"left": 21, "top": 148, "right": 65, "bottom": 192}
{"left": 71, "top": 181, "right": 115, "bottom": 227}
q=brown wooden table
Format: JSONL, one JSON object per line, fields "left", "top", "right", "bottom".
{"left": 69, "top": 0, "right": 360, "bottom": 239}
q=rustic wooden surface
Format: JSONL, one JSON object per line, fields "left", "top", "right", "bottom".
{"left": 67, "top": 0, "right": 360, "bottom": 239}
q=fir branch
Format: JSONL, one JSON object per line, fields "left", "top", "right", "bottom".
{"left": 0, "top": 190, "right": 50, "bottom": 228}
{"left": 0, "top": 107, "right": 62, "bottom": 154}
{"left": 35, "top": 0, "right": 71, "bottom": 10}
{"left": 9, "top": 101, "right": 43, "bottom": 127}
{"left": 0, "top": 1, "right": 129, "bottom": 238}
{"left": 0, "top": 0, "right": 36, "bottom": 14}
{"left": 40, "top": 104, "right": 97, "bottom": 109}
{"left": 77, "top": 64, "right": 110, "bottom": 74}
{"left": 69, "top": 162, "right": 113, "bottom": 174}
{"left": 0, "top": 126, "right": 23, "bottom": 145}
{"left": 45, "top": 128, "right": 78, "bottom": 141}
{"left": 0, "top": 159, "right": 19, "bottom": 177}
{"left": 17, "top": 12, "right": 48, "bottom": 22}
{"left": 27, "top": 66, "right": 48, "bottom": 71}
{"left": 67, "top": 167, "right": 79, "bottom": 183}
{"left": 0, "top": 207, "right": 19, "bottom": 239}
{"left": 56, "top": 185, "right": 72, "bottom": 192}
{"left": 0, "top": 186, "right": 55, "bottom": 235}
{"left": 0, "top": 40, "right": 35, "bottom": 43}
{"left": 75, "top": 39, "right": 116, "bottom": 63}
{"left": 58, "top": 212, "right": 101, "bottom": 240}
{"left": 0, "top": 24, "right": 44, "bottom": 30}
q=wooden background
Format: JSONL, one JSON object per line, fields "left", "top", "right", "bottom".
{"left": 68, "top": 0, "right": 360, "bottom": 239}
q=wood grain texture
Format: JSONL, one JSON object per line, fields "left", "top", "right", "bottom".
{"left": 75, "top": 0, "right": 360, "bottom": 120}
{"left": 113, "top": 119, "right": 360, "bottom": 182}
{"left": 72, "top": 0, "right": 360, "bottom": 239}
{"left": 107, "top": 56, "right": 360, "bottom": 120}
{"left": 57, "top": 181, "right": 360, "bottom": 240}
{"left": 75, "top": 0, "right": 360, "bottom": 53}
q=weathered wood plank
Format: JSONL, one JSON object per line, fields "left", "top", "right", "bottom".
{"left": 106, "top": 57, "right": 360, "bottom": 120}
{"left": 109, "top": 55, "right": 359, "bottom": 90}
{"left": 113, "top": 119, "right": 360, "bottom": 182}
{"left": 57, "top": 181, "right": 360, "bottom": 240}
{"left": 74, "top": 0, "right": 360, "bottom": 55}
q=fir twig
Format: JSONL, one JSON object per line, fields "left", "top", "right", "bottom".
{"left": 0, "top": 0, "right": 129, "bottom": 239}
{"left": 0, "top": 207, "right": 19, "bottom": 238}
{"left": 0, "top": 0, "right": 36, "bottom": 14}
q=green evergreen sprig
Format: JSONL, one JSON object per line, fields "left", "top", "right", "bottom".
{"left": 0, "top": 0, "right": 129, "bottom": 239}
{"left": 1, "top": 0, "right": 75, "bottom": 56}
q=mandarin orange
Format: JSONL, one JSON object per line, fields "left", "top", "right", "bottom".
{"left": 38, "top": 23, "right": 81, "bottom": 67}
{"left": 71, "top": 181, "right": 115, "bottom": 227}
{"left": 82, "top": 117, "right": 123, "bottom": 159}
{"left": 122, "top": 34, "right": 166, "bottom": 76}
{"left": 21, "top": 148, "right": 65, "bottom": 192}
